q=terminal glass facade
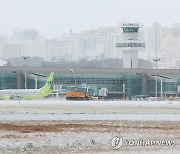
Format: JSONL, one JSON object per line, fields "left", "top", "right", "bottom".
{"left": 147, "top": 77, "right": 179, "bottom": 95}
{"left": 26, "top": 78, "right": 45, "bottom": 89}
{"left": 123, "top": 75, "right": 142, "bottom": 97}
{"left": 54, "top": 74, "right": 143, "bottom": 97}
{"left": 0, "top": 72, "right": 180, "bottom": 97}
{"left": 54, "top": 74, "right": 124, "bottom": 92}
{"left": 0, "top": 73, "right": 17, "bottom": 90}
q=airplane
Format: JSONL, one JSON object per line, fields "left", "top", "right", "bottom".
{"left": 0, "top": 72, "right": 54, "bottom": 100}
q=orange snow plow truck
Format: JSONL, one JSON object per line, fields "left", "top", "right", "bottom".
{"left": 65, "top": 86, "right": 90, "bottom": 100}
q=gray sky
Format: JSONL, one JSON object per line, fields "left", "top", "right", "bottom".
{"left": 0, "top": 0, "right": 180, "bottom": 38}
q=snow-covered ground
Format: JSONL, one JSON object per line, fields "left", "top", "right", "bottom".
{"left": 0, "top": 114, "right": 180, "bottom": 121}
{"left": 0, "top": 99, "right": 179, "bottom": 153}
{"left": 0, "top": 99, "right": 180, "bottom": 107}
{"left": 0, "top": 99, "right": 179, "bottom": 120}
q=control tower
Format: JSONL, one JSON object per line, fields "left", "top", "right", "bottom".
{"left": 116, "top": 23, "right": 145, "bottom": 68}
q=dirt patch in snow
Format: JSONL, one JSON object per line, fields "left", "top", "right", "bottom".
{"left": 0, "top": 120, "right": 180, "bottom": 133}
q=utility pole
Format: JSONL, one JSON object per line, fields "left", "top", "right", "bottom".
{"left": 22, "top": 56, "right": 30, "bottom": 89}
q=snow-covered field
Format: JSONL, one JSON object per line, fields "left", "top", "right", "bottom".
{"left": 0, "top": 113, "right": 180, "bottom": 121}
{"left": 0, "top": 99, "right": 180, "bottom": 120}
{"left": 1, "top": 99, "right": 180, "bottom": 107}
{"left": 0, "top": 99, "right": 179, "bottom": 153}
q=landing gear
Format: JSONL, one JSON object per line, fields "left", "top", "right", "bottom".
{"left": 10, "top": 96, "right": 21, "bottom": 100}
{"left": 10, "top": 96, "right": 14, "bottom": 100}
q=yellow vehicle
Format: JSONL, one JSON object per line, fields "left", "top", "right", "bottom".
{"left": 65, "top": 86, "right": 90, "bottom": 100}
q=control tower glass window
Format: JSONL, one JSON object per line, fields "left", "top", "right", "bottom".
{"left": 123, "top": 27, "right": 139, "bottom": 33}
{"left": 116, "top": 43, "right": 145, "bottom": 48}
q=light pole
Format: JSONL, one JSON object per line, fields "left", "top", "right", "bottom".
{"left": 58, "top": 67, "right": 76, "bottom": 85}
{"left": 68, "top": 68, "right": 76, "bottom": 85}
{"left": 22, "top": 56, "right": 30, "bottom": 89}
{"left": 153, "top": 58, "right": 160, "bottom": 99}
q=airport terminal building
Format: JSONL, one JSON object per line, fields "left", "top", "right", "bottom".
{"left": 0, "top": 66, "right": 180, "bottom": 98}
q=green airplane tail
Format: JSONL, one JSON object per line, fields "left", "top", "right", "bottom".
{"left": 42, "top": 72, "right": 54, "bottom": 90}
{"left": 37, "top": 72, "right": 54, "bottom": 98}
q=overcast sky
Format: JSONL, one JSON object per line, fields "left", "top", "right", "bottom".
{"left": 0, "top": 0, "right": 180, "bottom": 38}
